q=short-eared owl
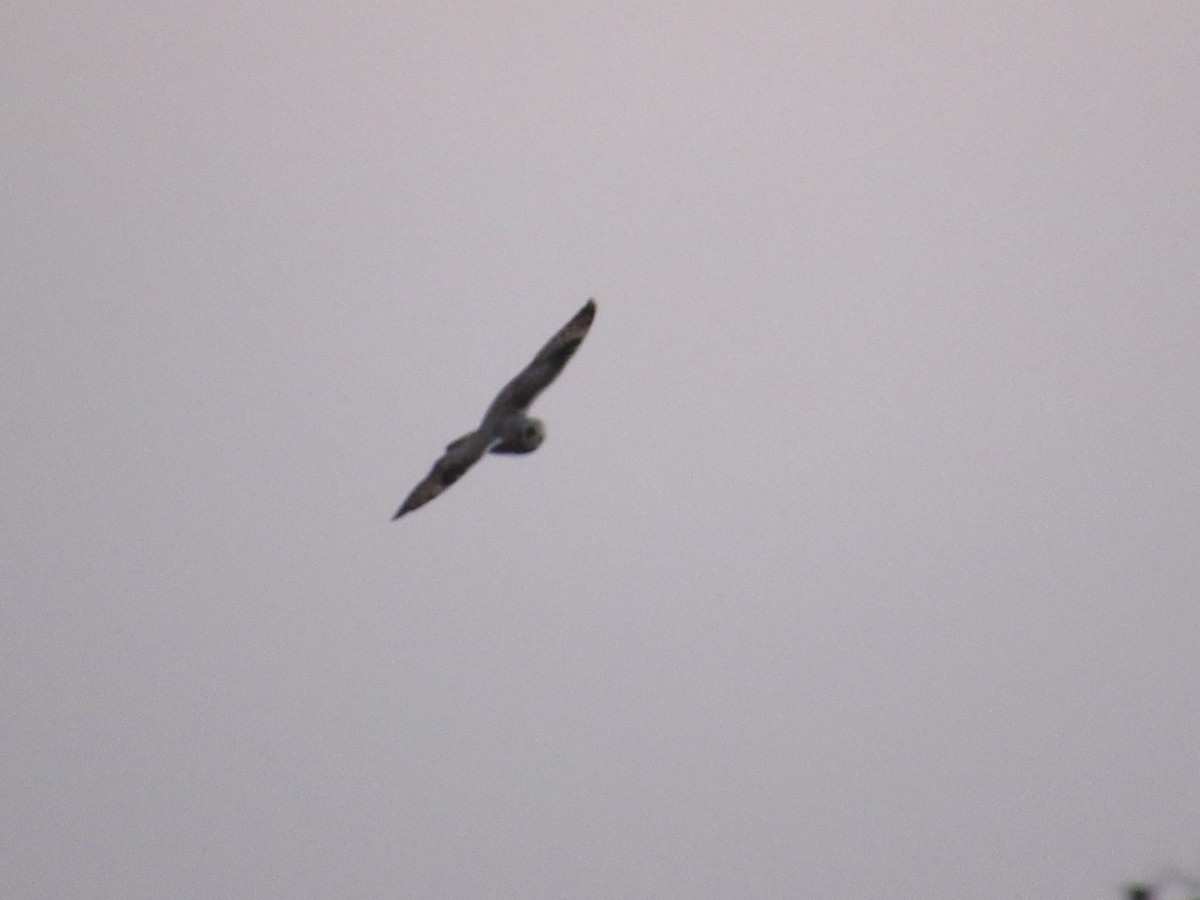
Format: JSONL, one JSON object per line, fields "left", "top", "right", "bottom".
{"left": 392, "top": 299, "right": 596, "bottom": 519}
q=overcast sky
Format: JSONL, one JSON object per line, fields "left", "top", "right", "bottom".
{"left": 4, "top": 3, "right": 1199, "bottom": 898}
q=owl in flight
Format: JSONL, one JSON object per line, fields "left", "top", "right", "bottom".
{"left": 392, "top": 299, "right": 596, "bottom": 519}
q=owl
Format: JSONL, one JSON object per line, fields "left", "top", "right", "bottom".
{"left": 392, "top": 299, "right": 596, "bottom": 519}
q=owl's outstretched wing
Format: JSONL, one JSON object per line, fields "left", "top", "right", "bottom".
{"left": 392, "top": 431, "right": 491, "bottom": 519}
{"left": 482, "top": 299, "right": 596, "bottom": 427}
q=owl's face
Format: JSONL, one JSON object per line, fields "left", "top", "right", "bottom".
{"left": 519, "top": 417, "right": 546, "bottom": 451}
{"left": 489, "top": 415, "right": 546, "bottom": 455}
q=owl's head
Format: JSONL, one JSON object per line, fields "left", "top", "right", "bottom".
{"left": 519, "top": 417, "right": 546, "bottom": 451}
{"left": 490, "top": 415, "right": 545, "bottom": 454}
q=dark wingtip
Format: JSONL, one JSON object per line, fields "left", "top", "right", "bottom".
{"left": 391, "top": 506, "right": 406, "bottom": 521}
{"left": 572, "top": 299, "right": 596, "bottom": 329}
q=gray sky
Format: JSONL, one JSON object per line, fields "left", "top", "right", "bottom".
{"left": 4, "top": 3, "right": 1199, "bottom": 898}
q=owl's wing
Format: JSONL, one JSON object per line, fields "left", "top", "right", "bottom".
{"left": 482, "top": 299, "right": 596, "bottom": 426}
{"left": 392, "top": 431, "right": 490, "bottom": 519}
